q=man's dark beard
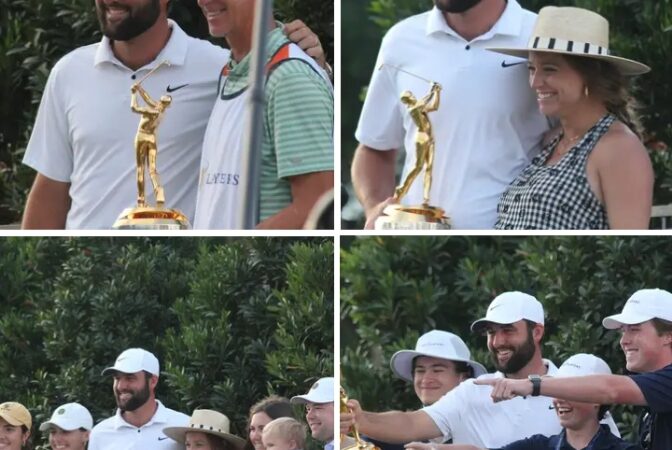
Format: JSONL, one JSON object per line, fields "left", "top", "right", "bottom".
{"left": 96, "top": 0, "right": 161, "bottom": 41}
{"left": 115, "top": 378, "right": 151, "bottom": 412}
{"left": 434, "top": 0, "right": 483, "bottom": 13}
{"left": 489, "top": 327, "right": 536, "bottom": 374}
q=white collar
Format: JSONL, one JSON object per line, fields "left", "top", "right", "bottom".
{"left": 113, "top": 399, "right": 169, "bottom": 429}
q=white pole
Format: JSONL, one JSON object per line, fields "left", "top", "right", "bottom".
{"left": 240, "top": 0, "right": 274, "bottom": 229}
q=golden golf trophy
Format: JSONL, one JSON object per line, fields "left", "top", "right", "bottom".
{"left": 340, "top": 385, "right": 379, "bottom": 450}
{"left": 113, "top": 61, "right": 190, "bottom": 229}
{"left": 374, "top": 65, "right": 451, "bottom": 230}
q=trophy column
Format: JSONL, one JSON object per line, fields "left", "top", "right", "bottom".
{"left": 374, "top": 66, "right": 451, "bottom": 230}
{"left": 113, "top": 61, "right": 190, "bottom": 230}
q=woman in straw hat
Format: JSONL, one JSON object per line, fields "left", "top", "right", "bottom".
{"left": 163, "top": 409, "right": 246, "bottom": 450}
{"left": 246, "top": 396, "right": 295, "bottom": 450}
{"left": 490, "top": 6, "right": 653, "bottom": 230}
{"left": 0, "top": 402, "right": 32, "bottom": 450}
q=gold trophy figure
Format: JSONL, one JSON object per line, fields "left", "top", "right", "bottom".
{"left": 374, "top": 65, "right": 451, "bottom": 230}
{"left": 340, "top": 386, "right": 378, "bottom": 450}
{"left": 113, "top": 61, "right": 190, "bottom": 229}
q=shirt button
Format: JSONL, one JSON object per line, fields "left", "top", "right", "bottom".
{"left": 465, "top": 44, "right": 471, "bottom": 50}
{"left": 132, "top": 74, "right": 137, "bottom": 80}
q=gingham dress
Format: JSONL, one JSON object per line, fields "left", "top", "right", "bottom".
{"left": 495, "top": 114, "right": 615, "bottom": 230}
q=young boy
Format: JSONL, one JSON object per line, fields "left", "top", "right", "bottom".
{"left": 262, "top": 417, "right": 306, "bottom": 450}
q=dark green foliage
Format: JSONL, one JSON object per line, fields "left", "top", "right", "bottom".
{"left": 341, "top": 236, "right": 672, "bottom": 441}
{"left": 0, "top": 0, "right": 333, "bottom": 224}
{"left": 0, "top": 237, "right": 333, "bottom": 450}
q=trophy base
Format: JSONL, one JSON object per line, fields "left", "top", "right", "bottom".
{"left": 375, "top": 204, "right": 451, "bottom": 230}
{"left": 113, "top": 206, "right": 190, "bottom": 230}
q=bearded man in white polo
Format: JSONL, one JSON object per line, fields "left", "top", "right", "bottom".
{"left": 88, "top": 348, "right": 188, "bottom": 450}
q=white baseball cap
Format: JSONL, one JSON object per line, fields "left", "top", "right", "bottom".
{"left": 101, "top": 348, "right": 160, "bottom": 376}
{"left": 556, "top": 354, "right": 612, "bottom": 378}
{"left": 39, "top": 403, "right": 93, "bottom": 432}
{"left": 471, "top": 292, "right": 544, "bottom": 332}
{"left": 602, "top": 289, "right": 672, "bottom": 329}
{"left": 290, "top": 377, "right": 334, "bottom": 404}
{"left": 389, "top": 330, "right": 487, "bottom": 381}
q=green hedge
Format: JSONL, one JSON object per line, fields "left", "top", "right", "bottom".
{"left": 0, "top": 0, "right": 333, "bottom": 224}
{"left": 0, "top": 237, "right": 333, "bottom": 450}
{"left": 341, "top": 236, "right": 672, "bottom": 442}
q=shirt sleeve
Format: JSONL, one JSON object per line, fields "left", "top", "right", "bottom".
{"left": 630, "top": 365, "right": 672, "bottom": 413}
{"left": 354, "top": 29, "right": 405, "bottom": 151}
{"left": 422, "top": 381, "right": 469, "bottom": 442}
{"left": 265, "top": 62, "right": 334, "bottom": 180}
{"left": 22, "top": 59, "right": 74, "bottom": 182}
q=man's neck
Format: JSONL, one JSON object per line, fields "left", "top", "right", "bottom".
{"left": 121, "top": 398, "right": 158, "bottom": 428}
{"left": 441, "top": 0, "right": 507, "bottom": 42}
{"left": 227, "top": 18, "right": 277, "bottom": 63}
{"left": 565, "top": 421, "right": 600, "bottom": 450}
{"left": 111, "top": 15, "right": 171, "bottom": 71}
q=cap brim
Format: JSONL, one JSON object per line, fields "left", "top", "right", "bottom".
{"left": 0, "top": 412, "right": 23, "bottom": 427}
{"left": 39, "top": 419, "right": 89, "bottom": 432}
{"left": 602, "top": 312, "right": 654, "bottom": 329}
{"left": 487, "top": 47, "right": 650, "bottom": 76}
{"left": 290, "top": 394, "right": 331, "bottom": 405}
{"left": 162, "top": 427, "right": 246, "bottom": 449}
{"left": 390, "top": 350, "right": 488, "bottom": 380}
{"left": 470, "top": 317, "right": 521, "bottom": 333}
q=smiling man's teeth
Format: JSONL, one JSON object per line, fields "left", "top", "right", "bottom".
{"left": 537, "top": 93, "right": 554, "bottom": 99}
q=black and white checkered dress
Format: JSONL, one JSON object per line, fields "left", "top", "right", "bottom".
{"left": 495, "top": 114, "right": 615, "bottom": 230}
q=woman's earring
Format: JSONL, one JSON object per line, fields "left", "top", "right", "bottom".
{"left": 584, "top": 85, "right": 590, "bottom": 97}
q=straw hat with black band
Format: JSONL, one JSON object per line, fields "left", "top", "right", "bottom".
{"left": 163, "top": 409, "right": 246, "bottom": 449}
{"left": 488, "top": 6, "right": 650, "bottom": 76}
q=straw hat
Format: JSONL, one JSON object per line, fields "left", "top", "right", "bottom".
{"left": 488, "top": 6, "right": 650, "bottom": 76}
{"left": 163, "top": 409, "right": 246, "bottom": 449}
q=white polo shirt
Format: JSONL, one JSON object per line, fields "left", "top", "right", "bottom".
{"left": 22, "top": 20, "right": 228, "bottom": 229}
{"left": 356, "top": 1, "right": 550, "bottom": 229}
{"left": 423, "top": 360, "right": 619, "bottom": 447}
{"left": 88, "top": 400, "right": 188, "bottom": 450}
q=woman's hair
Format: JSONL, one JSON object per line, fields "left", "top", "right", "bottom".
{"left": 248, "top": 395, "right": 293, "bottom": 422}
{"left": 21, "top": 425, "right": 33, "bottom": 450}
{"left": 262, "top": 417, "right": 306, "bottom": 450}
{"left": 564, "top": 55, "right": 645, "bottom": 140}
{"left": 244, "top": 395, "right": 294, "bottom": 450}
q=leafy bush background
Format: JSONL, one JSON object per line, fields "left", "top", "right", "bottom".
{"left": 341, "top": 0, "right": 672, "bottom": 227}
{"left": 0, "top": 0, "right": 333, "bottom": 224}
{"left": 341, "top": 236, "right": 672, "bottom": 442}
{"left": 0, "top": 236, "right": 333, "bottom": 450}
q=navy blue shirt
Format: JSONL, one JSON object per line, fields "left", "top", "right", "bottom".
{"left": 630, "top": 363, "right": 672, "bottom": 450}
{"left": 491, "top": 425, "right": 641, "bottom": 450}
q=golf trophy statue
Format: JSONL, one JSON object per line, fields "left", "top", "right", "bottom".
{"left": 340, "top": 385, "right": 379, "bottom": 450}
{"left": 113, "top": 61, "right": 190, "bottom": 229}
{"left": 374, "top": 65, "right": 451, "bottom": 230}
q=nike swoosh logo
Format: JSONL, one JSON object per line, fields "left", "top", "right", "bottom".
{"left": 166, "top": 84, "right": 189, "bottom": 93}
{"left": 158, "top": 437, "right": 169, "bottom": 441}
{"left": 501, "top": 60, "right": 526, "bottom": 68}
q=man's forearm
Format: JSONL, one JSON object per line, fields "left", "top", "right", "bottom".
{"left": 256, "top": 202, "right": 309, "bottom": 229}
{"left": 351, "top": 146, "right": 396, "bottom": 213}
{"left": 358, "top": 410, "right": 440, "bottom": 444}
{"left": 539, "top": 374, "right": 646, "bottom": 406}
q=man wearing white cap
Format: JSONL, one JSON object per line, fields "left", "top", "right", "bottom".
{"left": 390, "top": 330, "right": 487, "bottom": 407}
{"left": 89, "top": 348, "right": 189, "bottom": 450}
{"left": 40, "top": 402, "right": 93, "bottom": 450}
{"left": 291, "top": 377, "right": 335, "bottom": 450}
{"left": 475, "top": 288, "right": 672, "bottom": 450}
{"left": 341, "top": 292, "right": 618, "bottom": 448}
{"left": 446, "top": 354, "right": 639, "bottom": 450}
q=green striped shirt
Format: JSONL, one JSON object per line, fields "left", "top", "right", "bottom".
{"left": 223, "top": 25, "right": 334, "bottom": 221}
